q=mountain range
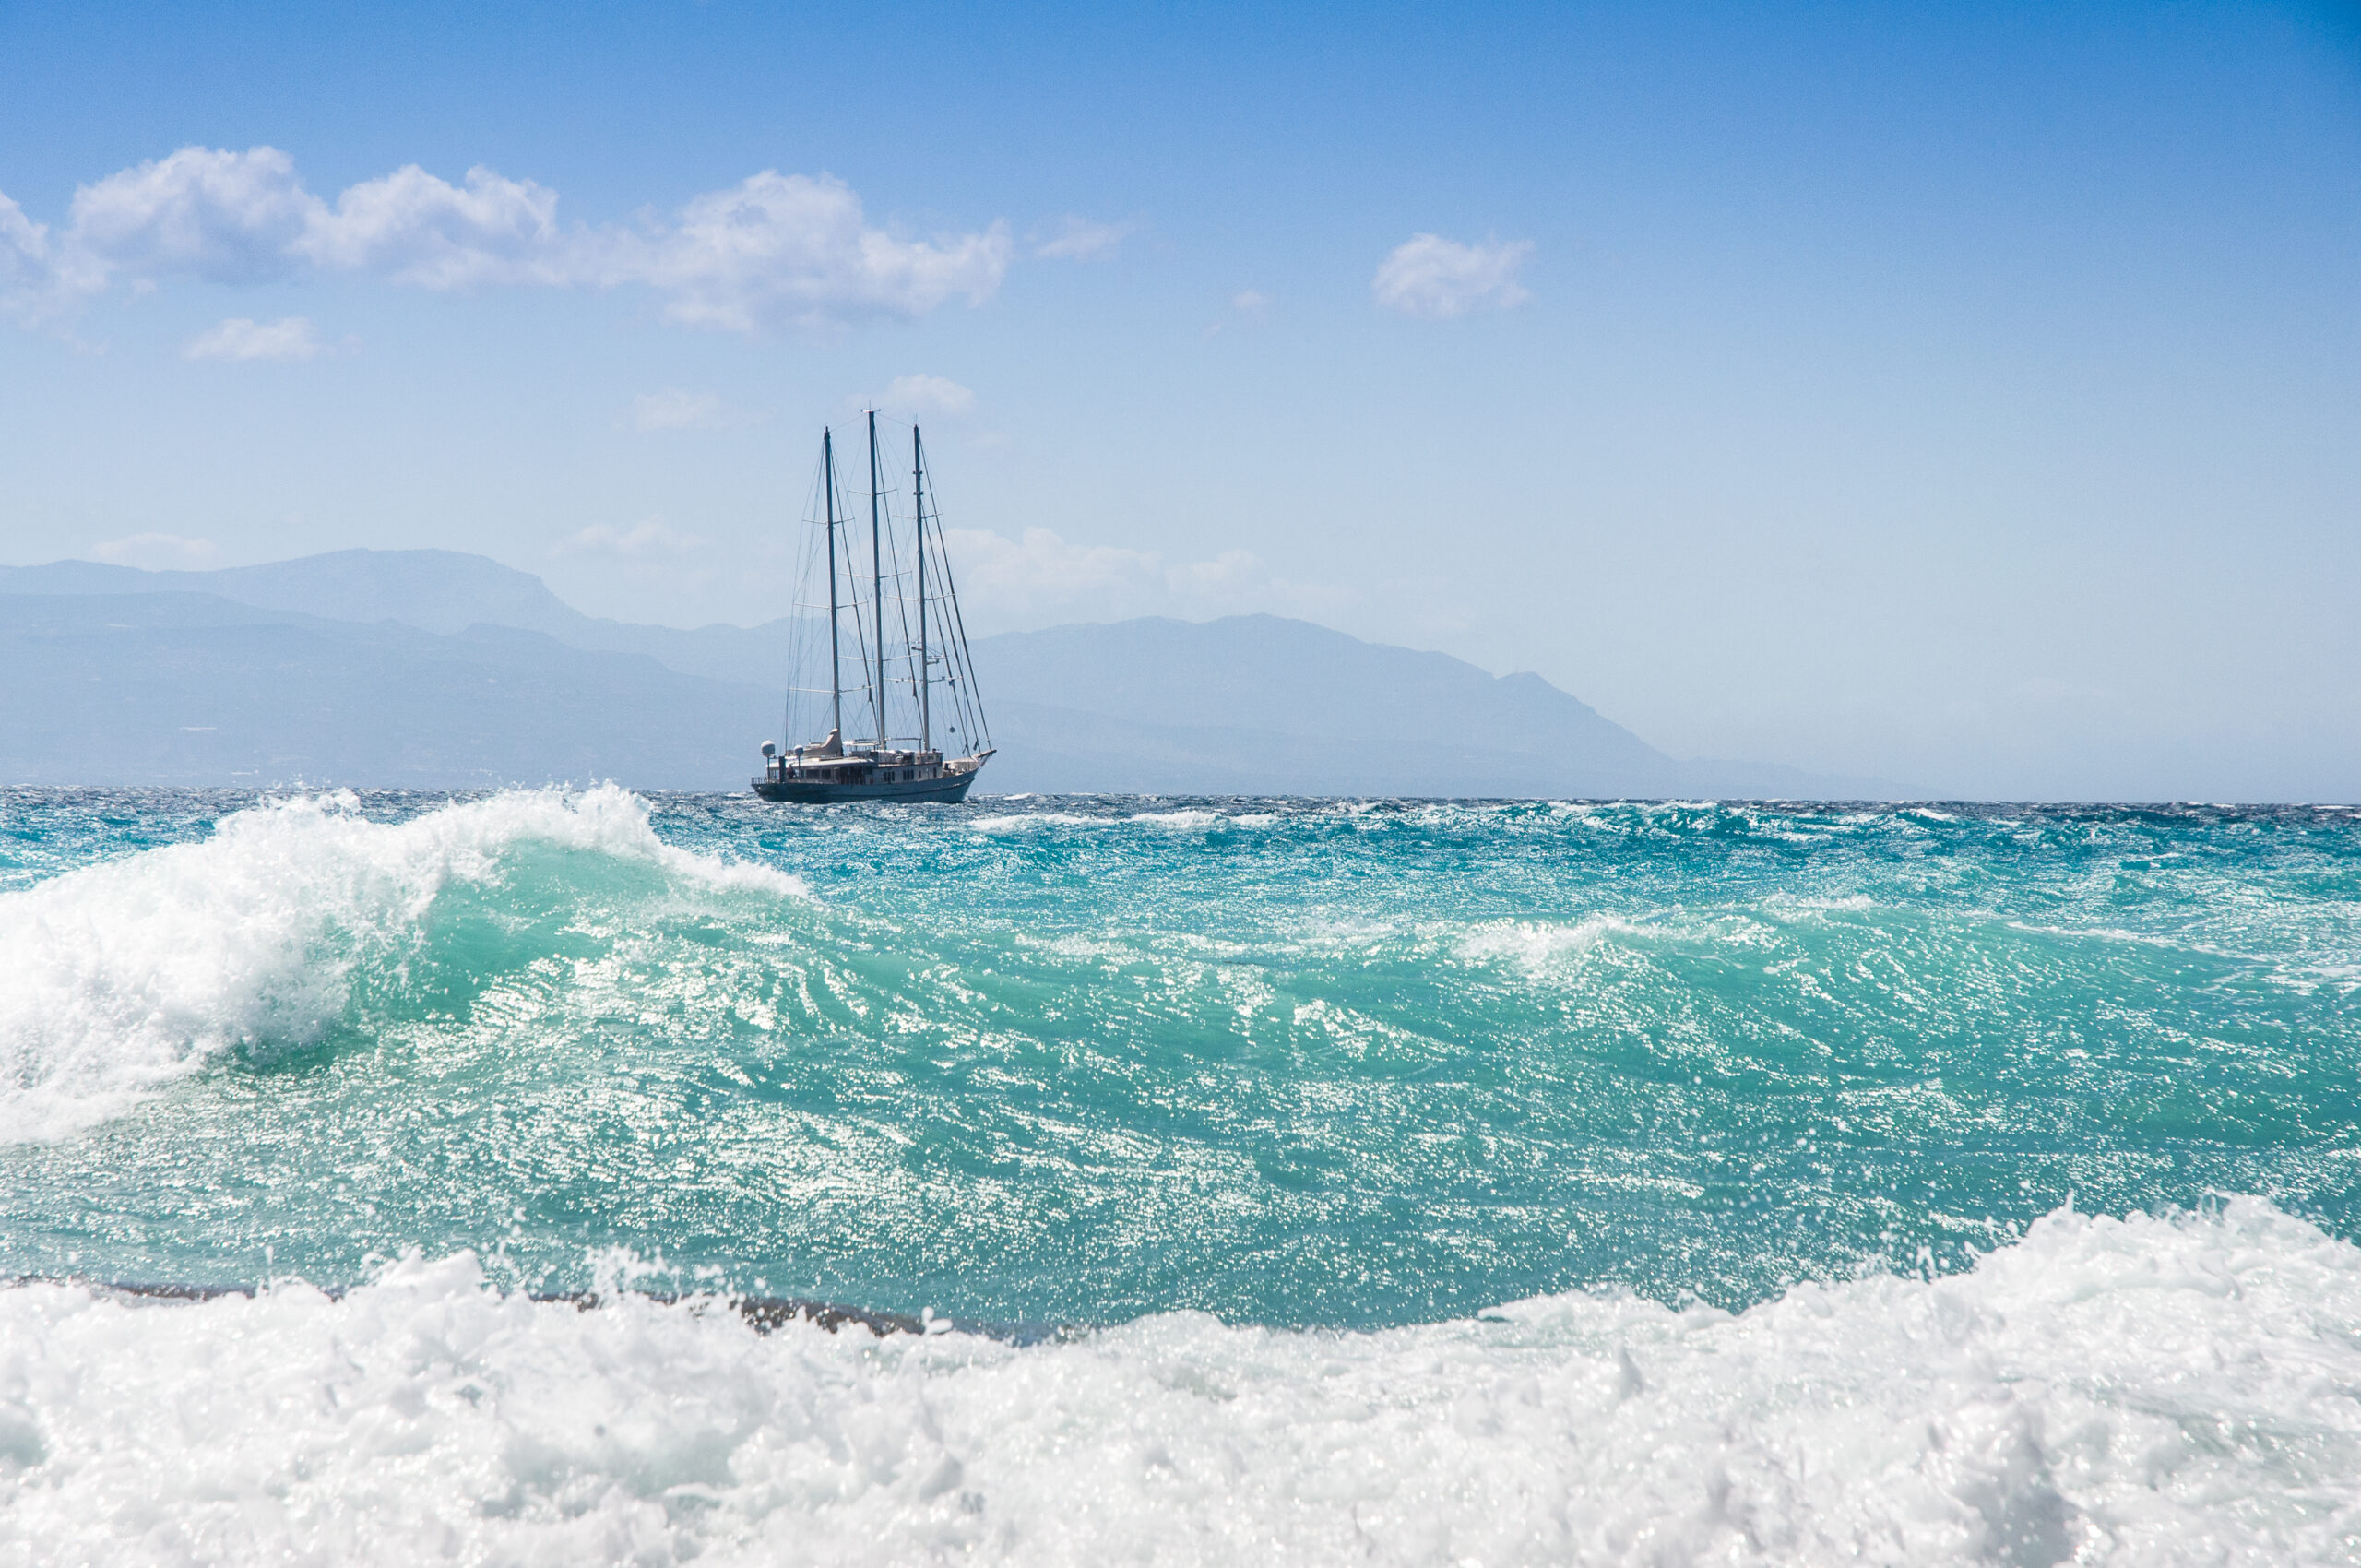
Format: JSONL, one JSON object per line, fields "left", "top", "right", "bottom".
{"left": 0, "top": 550, "right": 1893, "bottom": 797}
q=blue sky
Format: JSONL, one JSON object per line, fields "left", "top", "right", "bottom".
{"left": 2, "top": 2, "right": 2356, "bottom": 797}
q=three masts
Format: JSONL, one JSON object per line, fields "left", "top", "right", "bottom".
{"left": 752, "top": 411, "right": 993, "bottom": 803}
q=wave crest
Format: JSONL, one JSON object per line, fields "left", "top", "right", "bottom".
{"left": 3, "top": 1198, "right": 2355, "bottom": 1563}
{"left": 0, "top": 787, "right": 801, "bottom": 1142}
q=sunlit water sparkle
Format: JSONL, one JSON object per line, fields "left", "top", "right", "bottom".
{"left": 1, "top": 786, "right": 2355, "bottom": 1562}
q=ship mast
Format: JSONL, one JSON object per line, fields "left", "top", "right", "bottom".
{"left": 917, "top": 434, "right": 990, "bottom": 759}
{"left": 823, "top": 428, "right": 842, "bottom": 744}
{"left": 868, "top": 410, "right": 887, "bottom": 754}
{"left": 914, "top": 424, "right": 929, "bottom": 754}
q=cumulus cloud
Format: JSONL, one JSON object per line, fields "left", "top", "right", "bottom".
{"left": 4, "top": 147, "right": 1012, "bottom": 334}
{"left": 70, "top": 147, "right": 315, "bottom": 285}
{"left": 943, "top": 526, "right": 1348, "bottom": 630}
{"left": 559, "top": 518, "right": 706, "bottom": 557}
{"left": 1372, "top": 233, "right": 1534, "bottom": 317}
{"left": 877, "top": 374, "right": 975, "bottom": 419}
{"left": 296, "top": 163, "right": 564, "bottom": 287}
{"left": 183, "top": 315, "right": 324, "bottom": 361}
{"left": 624, "top": 172, "right": 1010, "bottom": 331}
{"left": 1034, "top": 216, "right": 1133, "bottom": 261}
{"left": 93, "top": 532, "right": 220, "bottom": 570}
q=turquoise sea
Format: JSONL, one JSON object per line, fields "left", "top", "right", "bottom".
{"left": 2, "top": 786, "right": 2357, "bottom": 1562}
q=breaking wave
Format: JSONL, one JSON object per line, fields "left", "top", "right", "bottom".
{"left": 3, "top": 1198, "right": 2355, "bottom": 1564}
{"left": 0, "top": 788, "right": 801, "bottom": 1142}
{"left": 1, "top": 790, "right": 2355, "bottom": 1561}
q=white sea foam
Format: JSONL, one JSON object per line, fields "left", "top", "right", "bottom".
{"left": 3, "top": 1199, "right": 2355, "bottom": 1564}
{"left": 1457, "top": 915, "right": 1640, "bottom": 973}
{"left": 967, "top": 808, "right": 1270, "bottom": 835}
{"left": 1128, "top": 809, "right": 1226, "bottom": 829}
{"left": 0, "top": 787, "right": 801, "bottom": 1143}
{"left": 965, "top": 811, "right": 1103, "bottom": 833}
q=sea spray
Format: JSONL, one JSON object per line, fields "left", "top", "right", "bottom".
{"left": 0, "top": 787, "right": 801, "bottom": 1142}
{"left": 1, "top": 790, "right": 2354, "bottom": 1325}
{"left": 0, "top": 787, "right": 2356, "bottom": 1560}
{"left": 3, "top": 1199, "right": 2357, "bottom": 1563}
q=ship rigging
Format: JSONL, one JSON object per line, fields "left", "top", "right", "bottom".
{"left": 752, "top": 411, "right": 993, "bottom": 802}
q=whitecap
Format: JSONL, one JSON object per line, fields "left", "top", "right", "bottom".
{"left": 2, "top": 1199, "right": 2354, "bottom": 1563}
{"left": 966, "top": 812, "right": 1104, "bottom": 834}
{"left": 1456, "top": 915, "right": 1641, "bottom": 973}
{"left": 1127, "top": 810, "right": 1225, "bottom": 830}
{"left": 0, "top": 786, "right": 803, "bottom": 1143}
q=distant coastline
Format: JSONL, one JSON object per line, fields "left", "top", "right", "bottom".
{"left": 0, "top": 549, "right": 1898, "bottom": 799}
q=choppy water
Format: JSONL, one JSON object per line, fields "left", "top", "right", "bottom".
{"left": 2, "top": 786, "right": 2357, "bottom": 1563}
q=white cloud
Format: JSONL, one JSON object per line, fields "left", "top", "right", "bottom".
{"left": 0, "top": 192, "right": 54, "bottom": 308}
{"left": 624, "top": 172, "right": 1010, "bottom": 332}
{"left": 93, "top": 532, "right": 219, "bottom": 570}
{"left": 183, "top": 315, "right": 324, "bottom": 361}
{"left": 297, "top": 163, "right": 564, "bottom": 288}
{"left": 68, "top": 147, "right": 315, "bottom": 285}
{"left": 943, "top": 526, "right": 1348, "bottom": 630}
{"left": 7, "top": 148, "right": 1012, "bottom": 334}
{"left": 629, "top": 388, "right": 735, "bottom": 432}
{"left": 558, "top": 517, "right": 707, "bottom": 557}
{"left": 1034, "top": 216, "right": 1133, "bottom": 261}
{"left": 877, "top": 374, "right": 975, "bottom": 419}
{"left": 1372, "top": 233, "right": 1534, "bottom": 317}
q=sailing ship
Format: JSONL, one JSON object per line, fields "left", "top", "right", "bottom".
{"left": 752, "top": 411, "right": 994, "bottom": 802}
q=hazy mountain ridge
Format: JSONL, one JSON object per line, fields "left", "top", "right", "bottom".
{"left": 0, "top": 591, "right": 779, "bottom": 789}
{"left": 975, "top": 618, "right": 1686, "bottom": 795}
{"left": 0, "top": 552, "right": 801, "bottom": 690}
{"left": 1, "top": 550, "right": 1894, "bottom": 797}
